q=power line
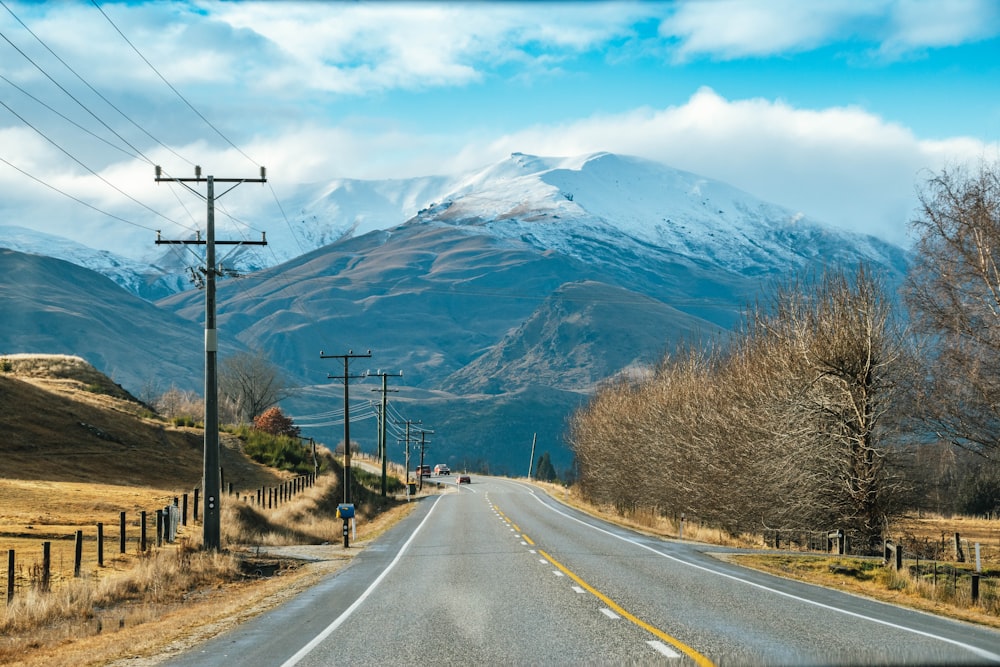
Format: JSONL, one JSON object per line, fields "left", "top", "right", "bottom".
{"left": 0, "top": 25, "right": 153, "bottom": 166}
{"left": 0, "top": 96, "right": 186, "bottom": 228}
{"left": 91, "top": 0, "right": 259, "bottom": 168}
{"left": 0, "top": 0, "right": 194, "bottom": 167}
{"left": 0, "top": 154, "right": 157, "bottom": 231}
{"left": 0, "top": 73, "right": 139, "bottom": 162}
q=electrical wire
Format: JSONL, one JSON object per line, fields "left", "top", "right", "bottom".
{"left": 0, "top": 27, "right": 154, "bottom": 166}
{"left": 0, "top": 73, "right": 140, "bottom": 162}
{"left": 90, "top": 0, "right": 260, "bottom": 169}
{"left": 0, "top": 0, "right": 194, "bottom": 168}
{"left": 0, "top": 154, "right": 157, "bottom": 231}
{"left": 0, "top": 96, "right": 188, "bottom": 228}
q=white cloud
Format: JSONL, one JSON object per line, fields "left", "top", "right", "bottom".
{"left": 199, "top": 1, "right": 655, "bottom": 94}
{"left": 880, "top": 0, "right": 1000, "bottom": 56}
{"left": 662, "top": 0, "right": 879, "bottom": 60}
{"left": 446, "top": 87, "right": 995, "bottom": 245}
{"left": 661, "top": 0, "right": 1000, "bottom": 61}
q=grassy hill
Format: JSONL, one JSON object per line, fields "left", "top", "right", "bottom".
{"left": 0, "top": 353, "right": 287, "bottom": 491}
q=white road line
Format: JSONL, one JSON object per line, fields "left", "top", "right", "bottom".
{"left": 647, "top": 640, "right": 682, "bottom": 658}
{"left": 553, "top": 570, "right": 565, "bottom": 577}
{"left": 600, "top": 608, "right": 620, "bottom": 619}
{"left": 572, "top": 586, "right": 586, "bottom": 594}
{"left": 280, "top": 496, "right": 444, "bottom": 667}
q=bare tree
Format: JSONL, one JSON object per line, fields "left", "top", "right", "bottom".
{"left": 905, "top": 162, "right": 1000, "bottom": 459}
{"left": 218, "top": 349, "right": 291, "bottom": 424}
{"left": 154, "top": 386, "right": 203, "bottom": 422}
{"left": 569, "top": 264, "right": 907, "bottom": 545}
{"left": 757, "top": 266, "right": 907, "bottom": 543}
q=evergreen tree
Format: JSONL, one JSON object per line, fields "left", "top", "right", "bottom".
{"left": 535, "top": 451, "right": 558, "bottom": 482}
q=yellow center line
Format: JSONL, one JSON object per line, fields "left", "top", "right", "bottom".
{"left": 539, "top": 549, "right": 715, "bottom": 667}
{"left": 522, "top": 534, "right": 535, "bottom": 546}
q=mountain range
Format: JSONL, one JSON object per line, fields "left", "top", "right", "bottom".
{"left": 0, "top": 152, "right": 910, "bottom": 475}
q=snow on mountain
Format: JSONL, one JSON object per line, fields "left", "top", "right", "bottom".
{"left": 0, "top": 225, "right": 178, "bottom": 299}
{"left": 419, "top": 152, "right": 905, "bottom": 276}
{"left": 2, "top": 152, "right": 909, "bottom": 300}
{"left": 265, "top": 173, "right": 458, "bottom": 263}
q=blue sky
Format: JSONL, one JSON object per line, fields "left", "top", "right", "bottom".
{"left": 1, "top": 0, "right": 999, "bottom": 256}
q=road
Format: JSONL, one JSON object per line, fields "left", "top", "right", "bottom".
{"left": 166, "top": 476, "right": 1000, "bottom": 666}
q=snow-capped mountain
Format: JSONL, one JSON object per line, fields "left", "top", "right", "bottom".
{"left": 1, "top": 152, "right": 908, "bottom": 301}
{"left": 1, "top": 152, "right": 911, "bottom": 474}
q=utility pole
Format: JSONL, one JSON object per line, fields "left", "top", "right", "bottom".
{"left": 416, "top": 427, "right": 434, "bottom": 492}
{"left": 528, "top": 432, "right": 537, "bottom": 479}
{"left": 371, "top": 370, "right": 402, "bottom": 497}
{"left": 399, "top": 419, "right": 419, "bottom": 498}
{"left": 154, "top": 165, "right": 266, "bottom": 552}
{"left": 321, "top": 350, "right": 371, "bottom": 505}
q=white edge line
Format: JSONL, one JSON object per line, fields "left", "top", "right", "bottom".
{"left": 514, "top": 483, "right": 1000, "bottom": 664}
{"left": 280, "top": 495, "right": 444, "bottom": 667}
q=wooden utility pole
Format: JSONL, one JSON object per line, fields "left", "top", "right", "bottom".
{"left": 371, "top": 370, "right": 402, "bottom": 497}
{"left": 417, "top": 427, "right": 434, "bottom": 491}
{"left": 321, "top": 350, "right": 371, "bottom": 505}
{"left": 399, "top": 419, "right": 419, "bottom": 498}
{"left": 154, "top": 165, "right": 266, "bottom": 552}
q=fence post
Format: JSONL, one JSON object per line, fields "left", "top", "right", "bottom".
{"left": 884, "top": 539, "right": 901, "bottom": 570}
{"left": 972, "top": 574, "right": 980, "bottom": 604}
{"left": 140, "top": 511, "right": 147, "bottom": 552}
{"left": 954, "top": 532, "right": 965, "bottom": 562}
{"left": 7, "top": 549, "right": 14, "bottom": 605}
{"left": 98, "top": 522, "right": 104, "bottom": 567}
{"left": 41, "top": 541, "right": 51, "bottom": 592}
{"left": 74, "top": 530, "right": 83, "bottom": 577}
{"left": 182, "top": 493, "right": 188, "bottom": 526}
{"left": 120, "top": 512, "right": 126, "bottom": 554}
{"left": 156, "top": 509, "right": 164, "bottom": 547}
{"left": 194, "top": 488, "right": 200, "bottom": 522}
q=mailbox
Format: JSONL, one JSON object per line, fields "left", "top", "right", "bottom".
{"left": 337, "top": 503, "right": 355, "bottom": 519}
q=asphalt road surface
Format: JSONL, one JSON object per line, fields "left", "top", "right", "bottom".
{"left": 166, "top": 476, "right": 1000, "bottom": 666}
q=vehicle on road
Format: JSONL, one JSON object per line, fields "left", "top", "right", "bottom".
{"left": 416, "top": 465, "right": 431, "bottom": 477}
{"left": 434, "top": 464, "right": 450, "bottom": 475}
{"left": 456, "top": 474, "right": 471, "bottom": 484}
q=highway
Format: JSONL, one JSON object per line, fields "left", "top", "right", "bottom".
{"left": 166, "top": 476, "right": 1000, "bottom": 666}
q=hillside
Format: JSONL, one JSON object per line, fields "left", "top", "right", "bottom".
{"left": 0, "top": 354, "right": 285, "bottom": 491}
